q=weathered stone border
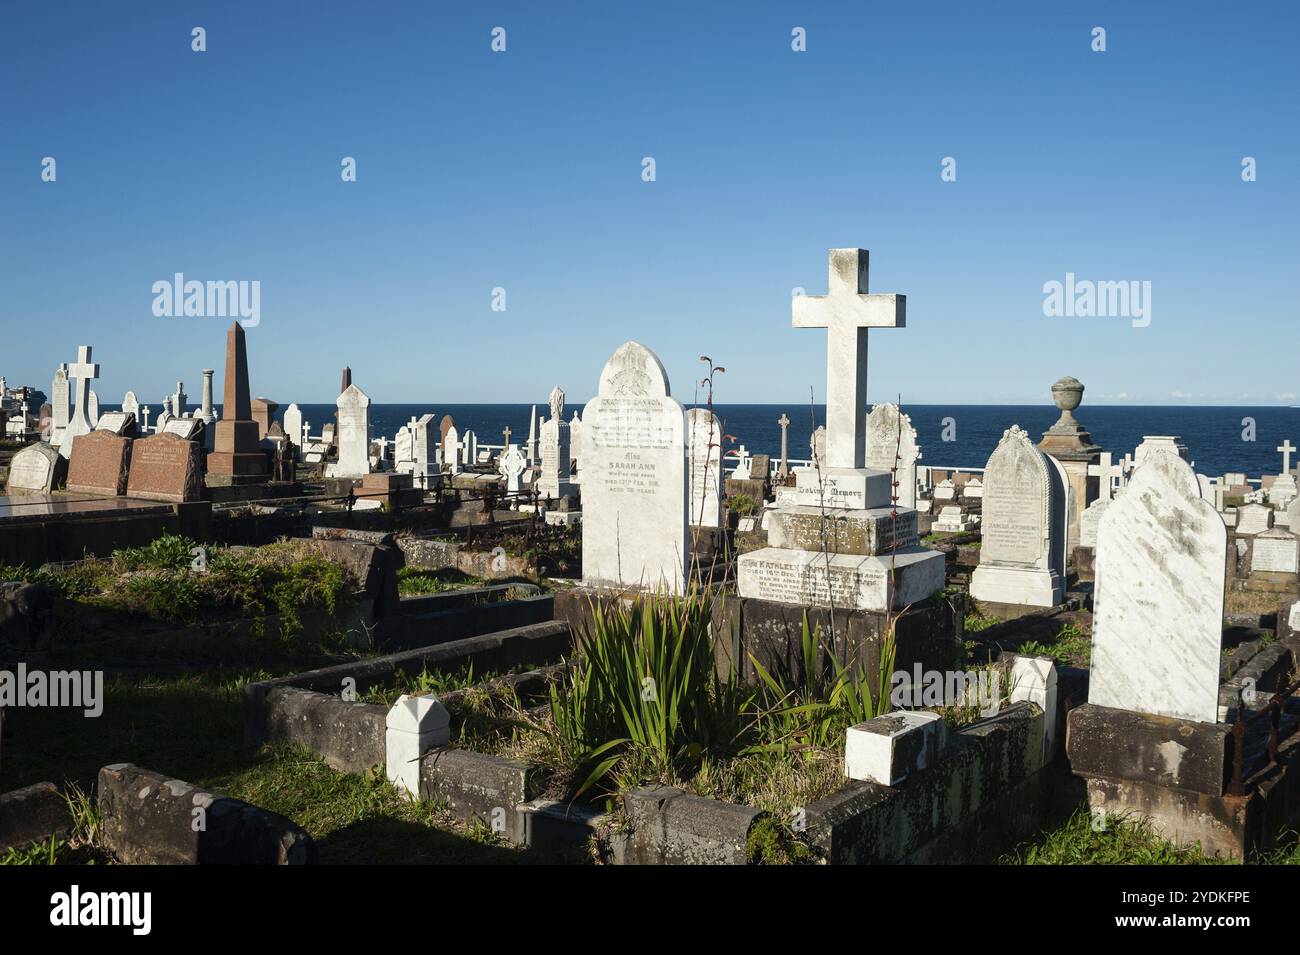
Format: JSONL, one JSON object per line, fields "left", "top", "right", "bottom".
{"left": 0, "top": 781, "right": 72, "bottom": 852}
{"left": 242, "top": 620, "right": 572, "bottom": 774}
{"left": 98, "top": 763, "right": 316, "bottom": 864}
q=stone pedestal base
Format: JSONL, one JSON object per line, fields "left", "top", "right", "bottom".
{"left": 737, "top": 545, "right": 945, "bottom": 613}
{"left": 790, "top": 466, "right": 893, "bottom": 510}
{"left": 712, "top": 592, "right": 960, "bottom": 687}
{"left": 206, "top": 450, "right": 269, "bottom": 479}
{"left": 204, "top": 466, "right": 270, "bottom": 487}
{"left": 1060, "top": 703, "right": 1300, "bottom": 860}
{"left": 969, "top": 565, "right": 1064, "bottom": 609}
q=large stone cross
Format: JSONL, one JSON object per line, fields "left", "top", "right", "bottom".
{"left": 1278, "top": 439, "right": 1296, "bottom": 474}
{"left": 793, "top": 249, "right": 905, "bottom": 469}
{"left": 67, "top": 345, "right": 100, "bottom": 432}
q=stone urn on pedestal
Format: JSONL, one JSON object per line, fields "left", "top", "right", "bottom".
{"left": 1037, "top": 375, "right": 1100, "bottom": 552}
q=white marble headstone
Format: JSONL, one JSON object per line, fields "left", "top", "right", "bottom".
{"left": 282, "top": 404, "right": 303, "bottom": 449}
{"left": 968, "top": 425, "right": 1068, "bottom": 608}
{"left": 1236, "top": 503, "right": 1274, "bottom": 536}
{"left": 864, "top": 403, "right": 921, "bottom": 507}
{"left": 686, "top": 408, "right": 723, "bottom": 528}
{"left": 580, "top": 341, "right": 687, "bottom": 593}
{"left": 327, "top": 384, "right": 372, "bottom": 477}
{"left": 1251, "top": 528, "right": 1300, "bottom": 575}
{"left": 1089, "top": 449, "right": 1225, "bottom": 724}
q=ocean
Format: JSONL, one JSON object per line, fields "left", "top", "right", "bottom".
{"left": 267, "top": 403, "right": 1300, "bottom": 479}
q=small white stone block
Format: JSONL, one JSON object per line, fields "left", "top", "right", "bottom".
{"left": 791, "top": 466, "right": 893, "bottom": 510}
{"left": 1007, "top": 654, "right": 1058, "bottom": 760}
{"left": 385, "top": 693, "right": 450, "bottom": 798}
{"left": 844, "top": 710, "right": 946, "bottom": 786}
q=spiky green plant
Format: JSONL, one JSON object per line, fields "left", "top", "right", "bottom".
{"left": 547, "top": 589, "right": 755, "bottom": 797}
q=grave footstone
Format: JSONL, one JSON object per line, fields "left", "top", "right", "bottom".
{"left": 1089, "top": 449, "right": 1225, "bottom": 723}
{"left": 94, "top": 411, "right": 137, "bottom": 437}
{"left": 162, "top": 417, "right": 204, "bottom": 441}
{"left": 581, "top": 341, "right": 688, "bottom": 593}
{"left": 968, "top": 425, "right": 1069, "bottom": 608}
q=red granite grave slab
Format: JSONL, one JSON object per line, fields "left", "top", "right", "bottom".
{"left": 65, "top": 430, "right": 132, "bottom": 496}
{"left": 126, "top": 432, "right": 204, "bottom": 503}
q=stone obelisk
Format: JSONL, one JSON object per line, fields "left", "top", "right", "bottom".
{"left": 206, "top": 322, "right": 269, "bottom": 484}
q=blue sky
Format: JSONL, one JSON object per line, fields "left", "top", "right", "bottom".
{"left": 2, "top": 1, "right": 1296, "bottom": 407}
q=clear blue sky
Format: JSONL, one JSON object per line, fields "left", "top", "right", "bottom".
{"left": 2, "top": 1, "right": 1296, "bottom": 407}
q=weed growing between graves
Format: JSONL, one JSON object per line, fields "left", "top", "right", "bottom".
{"left": 999, "top": 809, "right": 1233, "bottom": 865}
{"left": 728, "top": 494, "right": 759, "bottom": 517}
{"left": 448, "top": 595, "right": 898, "bottom": 852}
{"left": 1017, "top": 622, "right": 1092, "bottom": 667}
{"left": 396, "top": 566, "right": 485, "bottom": 595}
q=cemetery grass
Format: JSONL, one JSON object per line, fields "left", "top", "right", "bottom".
{"left": 3, "top": 535, "right": 365, "bottom": 661}
{"left": 999, "top": 808, "right": 1300, "bottom": 865}
{"left": 0, "top": 668, "right": 565, "bottom": 865}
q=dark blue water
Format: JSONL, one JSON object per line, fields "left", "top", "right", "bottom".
{"left": 285, "top": 403, "right": 1299, "bottom": 479}
{"left": 104, "top": 403, "right": 1300, "bottom": 479}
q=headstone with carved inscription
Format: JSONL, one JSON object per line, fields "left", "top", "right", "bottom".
{"left": 4, "top": 443, "right": 65, "bottom": 495}
{"left": 580, "top": 341, "right": 688, "bottom": 592}
{"left": 126, "top": 432, "right": 204, "bottom": 503}
{"left": 686, "top": 408, "right": 723, "bottom": 528}
{"left": 968, "top": 424, "right": 1070, "bottom": 608}
{"left": 66, "top": 430, "right": 132, "bottom": 496}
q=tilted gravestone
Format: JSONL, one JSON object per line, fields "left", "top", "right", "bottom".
{"left": 4, "top": 442, "right": 65, "bottom": 495}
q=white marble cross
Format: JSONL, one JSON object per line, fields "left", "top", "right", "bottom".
{"left": 793, "top": 249, "right": 905, "bottom": 470}
{"left": 141, "top": 405, "right": 151, "bottom": 431}
{"left": 1088, "top": 452, "right": 1125, "bottom": 502}
{"left": 67, "top": 345, "right": 100, "bottom": 433}
{"left": 1278, "top": 440, "right": 1296, "bottom": 474}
